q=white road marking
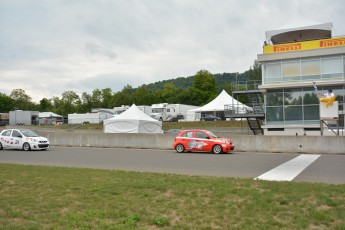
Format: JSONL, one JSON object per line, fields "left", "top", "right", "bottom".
{"left": 255, "top": 154, "right": 321, "bottom": 182}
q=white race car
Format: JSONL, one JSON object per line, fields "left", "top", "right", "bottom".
{"left": 0, "top": 129, "right": 50, "bottom": 151}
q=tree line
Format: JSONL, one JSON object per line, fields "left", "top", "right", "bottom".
{"left": 0, "top": 62, "right": 261, "bottom": 116}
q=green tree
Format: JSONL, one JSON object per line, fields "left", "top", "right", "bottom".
{"left": 248, "top": 60, "right": 262, "bottom": 82}
{"left": 80, "top": 92, "right": 93, "bottom": 113}
{"left": 39, "top": 98, "right": 53, "bottom": 112}
{"left": 190, "top": 70, "right": 218, "bottom": 105}
{"left": 101, "top": 88, "right": 113, "bottom": 108}
{"left": 160, "top": 83, "right": 178, "bottom": 103}
{"left": 113, "top": 85, "right": 134, "bottom": 107}
{"left": 0, "top": 92, "right": 15, "bottom": 112}
{"left": 133, "top": 86, "right": 157, "bottom": 105}
{"left": 91, "top": 89, "right": 102, "bottom": 107}
{"left": 10, "top": 89, "right": 33, "bottom": 110}
{"left": 60, "top": 91, "right": 80, "bottom": 115}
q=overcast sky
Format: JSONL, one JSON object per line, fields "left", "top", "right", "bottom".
{"left": 1, "top": 0, "right": 344, "bottom": 102}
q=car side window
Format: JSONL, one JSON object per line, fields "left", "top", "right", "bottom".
{"left": 12, "top": 130, "right": 22, "bottom": 138}
{"left": 1, "top": 130, "right": 11, "bottom": 137}
{"left": 182, "top": 131, "right": 194, "bottom": 138}
{"left": 196, "top": 131, "right": 207, "bottom": 139}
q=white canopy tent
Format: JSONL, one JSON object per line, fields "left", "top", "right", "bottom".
{"left": 103, "top": 104, "right": 162, "bottom": 133}
{"left": 39, "top": 112, "right": 63, "bottom": 125}
{"left": 186, "top": 90, "right": 251, "bottom": 121}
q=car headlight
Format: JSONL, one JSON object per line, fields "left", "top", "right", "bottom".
{"left": 29, "top": 138, "right": 39, "bottom": 143}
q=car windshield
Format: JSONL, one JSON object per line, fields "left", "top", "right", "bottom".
{"left": 206, "top": 131, "right": 218, "bottom": 138}
{"left": 20, "top": 129, "right": 39, "bottom": 137}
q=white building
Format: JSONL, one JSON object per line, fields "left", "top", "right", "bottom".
{"left": 258, "top": 22, "right": 344, "bottom": 136}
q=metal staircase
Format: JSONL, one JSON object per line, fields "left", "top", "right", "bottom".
{"left": 224, "top": 84, "right": 265, "bottom": 135}
{"left": 247, "top": 118, "right": 264, "bottom": 135}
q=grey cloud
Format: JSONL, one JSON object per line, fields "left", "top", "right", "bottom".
{"left": 0, "top": 0, "right": 344, "bottom": 103}
{"left": 84, "top": 43, "right": 117, "bottom": 59}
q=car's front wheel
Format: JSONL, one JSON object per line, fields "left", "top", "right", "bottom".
{"left": 22, "top": 142, "right": 31, "bottom": 151}
{"left": 212, "top": 145, "right": 222, "bottom": 154}
{"left": 175, "top": 144, "right": 185, "bottom": 153}
{"left": 0, "top": 142, "right": 3, "bottom": 150}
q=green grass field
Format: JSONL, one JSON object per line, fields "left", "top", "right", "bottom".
{"left": 0, "top": 164, "right": 344, "bottom": 229}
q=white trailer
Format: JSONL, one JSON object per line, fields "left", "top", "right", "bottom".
{"left": 150, "top": 103, "right": 199, "bottom": 121}
{"left": 112, "top": 105, "right": 151, "bottom": 116}
{"left": 9, "top": 110, "right": 39, "bottom": 126}
{"left": 136, "top": 105, "right": 152, "bottom": 116}
{"left": 68, "top": 112, "right": 112, "bottom": 125}
{"left": 113, "top": 105, "right": 130, "bottom": 116}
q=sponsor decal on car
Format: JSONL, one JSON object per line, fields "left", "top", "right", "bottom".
{"left": 187, "top": 140, "right": 208, "bottom": 149}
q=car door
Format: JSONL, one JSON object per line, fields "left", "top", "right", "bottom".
{"left": 0, "top": 130, "right": 12, "bottom": 148}
{"left": 181, "top": 131, "right": 195, "bottom": 151}
{"left": 195, "top": 131, "right": 212, "bottom": 152}
{"left": 11, "top": 130, "right": 24, "bottom": 149}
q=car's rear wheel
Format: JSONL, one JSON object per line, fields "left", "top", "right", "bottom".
{"left": 212, "top": 145, "right": 222, "bottom": 154}
{"left": 175, "top": 144, "right": 185, "bottom": 153}
{"left": 0, "top": 142, "right": 3, "bottom": 150}
{"left": 23, "top": 142, "right": 31, "bottom": 151}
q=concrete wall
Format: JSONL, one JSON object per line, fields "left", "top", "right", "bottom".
{"left": 39, "top": 131, "right": 345, "bottom": 154}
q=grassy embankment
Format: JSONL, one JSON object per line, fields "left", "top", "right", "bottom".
{"left": 0, "top": 164, "right": 344, "bottom": 229}
{"left": 35, "top": 120, "right": 248, "bottom": 131}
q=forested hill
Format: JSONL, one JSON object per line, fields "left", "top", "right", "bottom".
{"left": 0, "top": 62, "right": 261, "bottom": 115}
{"left": 144, "top": 72, "right": 250, "bottom": 90}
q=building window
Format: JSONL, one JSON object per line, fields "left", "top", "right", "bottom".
{"left": 263, "top": 55, "right": 344, "bottom": 84}
{"left": 284, "top": 105, "right": 303, "bottom": 125}
{"left": 303, "top": 88, "right": 319, "bottom": 105}
{"left": 266, "top": 107, "right": 284, "bottom": 125}
{"left": 266, "top": 91, "right": 284, "bottom": 125}
{"left": 282, "top": 61, "right": 300, "bottom": 81}
{"left": 265, "top": 62, "right": 281, "bottom": 83}
{"left": 266, "top": 91, "right": 283, "bottom": 106}
{"left": 301, "top": 58, "right": 321, "bottom": 80}
{"left": 321, "top": 56, "right": 343, "bottom": 79}
{"left": 266, "top": 88, "right": 331, "bottom": 126}
{"left": 304, "top": 105, "right": 319, "bottom": 124}
{"left": 284, "top": 89, "right": 303, "bottom": 105}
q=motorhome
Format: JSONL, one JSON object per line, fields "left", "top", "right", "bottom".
{"left": 150, "top": 103, "right": 199, "bottom": 121}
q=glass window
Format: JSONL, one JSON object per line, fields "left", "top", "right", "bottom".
{"left": 303, "top": 88, "right": 319, "bottom": 105}
{"left": 266, "top": 107, "right": 284, "bottom": 125}
{"left": 321, "top": 56, "right": 343, "bottom": 78}
{"left": 284, "top": 106, "right": 303, "bottom": 125}
{"left": 182, "top": 131, "right": 194, "bottom": 138}
{"left": 284, "top": 89, "right": 302, "bottom": 105}
{"left": 282, "top": 61, "right": 300, "bottom": 80}
{"left": 304, "top": 105, "right": 319, "bottom": 121}
{"left": 301, "top": 58, "right": 321, "bottom": 80}
{"left": 12, "top": 130, "right": 21, "bottom": 138}
{"left": 265, "top": 62, "right": 281, "bottom": 82}
{"left": 266, "top": 90, "right": 284, "bottom": 106}
{"left": 1, "top": 130, "right": 11, "bottom": 137}
{"left": 196, "top": 131, "right": 207, "bottom": 139}
{"left": 302, "top": 59, "right": 320, "bottom": 75}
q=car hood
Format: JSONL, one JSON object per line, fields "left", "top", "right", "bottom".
{"left": 214, "top": 137, "right": 233, "bottom": 143}
{"left": 25, "top": 136, "right": 48, "bottom": 142}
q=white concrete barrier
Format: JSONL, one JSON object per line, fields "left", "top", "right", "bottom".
{"left": 38, "top": 131, "right": 345, "bottom": 154}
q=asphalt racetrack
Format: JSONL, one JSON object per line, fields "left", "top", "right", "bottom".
{"left": 0, "top": 146, "right": 344, "bottom": 184}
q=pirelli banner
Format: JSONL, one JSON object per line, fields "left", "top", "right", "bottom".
{"left": 264, "top": 36, "right": 345, "bottom": 54}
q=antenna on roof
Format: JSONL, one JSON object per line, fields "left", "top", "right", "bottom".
{"left": 332, "top": 24, "right": 338, "bottom": 37}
